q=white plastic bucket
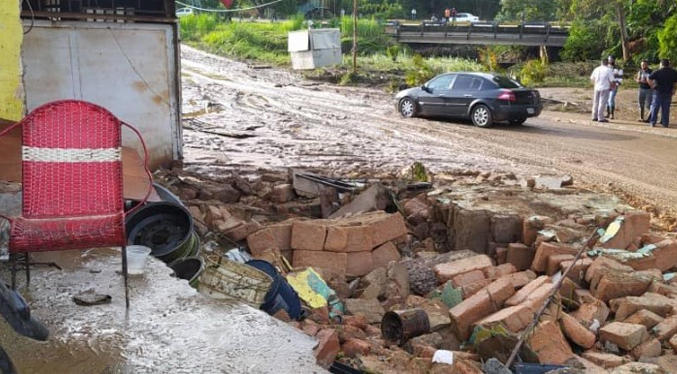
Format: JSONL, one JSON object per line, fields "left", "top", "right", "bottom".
{"left": 126, "top": 245, "right": 152, "bottom": 275}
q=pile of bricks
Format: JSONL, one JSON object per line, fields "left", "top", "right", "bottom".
{"left": 246, "top": 211, "right": 407, "bottom": 278}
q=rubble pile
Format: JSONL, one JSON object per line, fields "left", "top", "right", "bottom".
{"left": 154, "top": 167, "right": 677, "bottom": 373}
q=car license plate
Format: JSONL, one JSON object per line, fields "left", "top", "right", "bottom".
{"left": 527, "top": 108, "right": 535, "bottom": 114}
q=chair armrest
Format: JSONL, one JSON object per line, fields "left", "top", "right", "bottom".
{"left": 121, "top": 122, "right": 153, "bottom": 216}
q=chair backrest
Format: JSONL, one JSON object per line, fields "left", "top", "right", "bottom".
{"left": 20, "top": 100, "right": 124, "bottom": 219}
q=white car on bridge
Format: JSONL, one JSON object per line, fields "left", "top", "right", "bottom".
{"left": 453, "top": 12, "right": 480, "bottom": 23}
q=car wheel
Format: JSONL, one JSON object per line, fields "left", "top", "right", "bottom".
{"left": 508, "top": 117, "right": 527, "bottom": 126}
{"left": 398, "top": 97, "right": 417, "bottom": 118}
{"left": 471, "top": 104, "right": 493, "bottom": 128}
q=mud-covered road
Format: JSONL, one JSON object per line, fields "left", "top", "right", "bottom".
{"left": 181, "top": 46, "right": 677, "bottom": 218}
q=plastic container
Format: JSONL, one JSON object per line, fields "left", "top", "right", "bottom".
{"left": 245, "top": 260, "right": 303, "bottom": 320}
{"left": 126, "top": 245, "right": 152, "bottom": 275}
{"left": 197, "top": 257, "right": 273, "bottom": 307}
{"left": 170, "top": 257, "right": 205, "bottom": 288}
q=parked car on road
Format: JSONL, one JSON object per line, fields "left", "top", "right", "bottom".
{"left": 453, "top": 12, "right": 480, "bottom": 23}
{"left": 395, "top": 72, "right": 542, "bottom": 128}
{"left": 176, "top": 8, "right": 194, "bottom": 17}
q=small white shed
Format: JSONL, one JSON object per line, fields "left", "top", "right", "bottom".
{"left": 288, "top": 29, "right": 342, "bottom": 70}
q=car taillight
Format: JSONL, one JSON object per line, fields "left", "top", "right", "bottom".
{"left": 497, "top": 90, "right": 516, "bottom": 102}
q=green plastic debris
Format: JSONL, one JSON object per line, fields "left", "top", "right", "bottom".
{"left": 430, "top": 282, "right": 463, "bottom": 309}
{"left": 469, "top": 323, "right": 510, "bottom": 346}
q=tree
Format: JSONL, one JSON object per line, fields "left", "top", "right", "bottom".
{"left": 658, "top": 13, "right": 677, "bottom": 62}
{"left": 496, "top": 0, "right": 559, "bottom": 22}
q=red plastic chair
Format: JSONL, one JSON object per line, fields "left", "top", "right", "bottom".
{"left": 0, "top": 100, "right": 152, "bottom": 308}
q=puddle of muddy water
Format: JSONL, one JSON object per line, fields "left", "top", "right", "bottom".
{"left": 1, "top": 249, "right": 324, "bottom": 374}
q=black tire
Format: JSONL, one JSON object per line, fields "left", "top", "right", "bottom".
{"left": 471, "top": 104, "right": 493, "bottom": 128}
{"left": 398, "top": 97, "right": 417, "bottom": 118}
{"left": 508, "top": 117, "right": 527, "bottom": 126}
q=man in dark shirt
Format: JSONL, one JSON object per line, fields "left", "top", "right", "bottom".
{"left": 648, "top": 59, "right": 677, "bottom": 127}
{"left": 636, "top": 59, "right": 653, "bottom": 122}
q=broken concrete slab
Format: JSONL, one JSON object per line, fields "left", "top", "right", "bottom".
{"left": 328, "top": 184, "right": 390, "bottom": 219}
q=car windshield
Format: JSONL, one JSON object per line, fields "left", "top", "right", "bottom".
{"left": 492, "top": 76, "right": 522, "bottom": 88}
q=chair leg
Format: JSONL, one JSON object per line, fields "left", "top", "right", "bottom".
{"left": 24, "top": 254, "right": 30, "bottom": 286}
{"left": 10, "top": 255, "right": 17, "bottom": 290}
{"left": 122, "top": 245, "right": 129, "bottom": 309}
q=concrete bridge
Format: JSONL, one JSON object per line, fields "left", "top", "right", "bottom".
{"left": 385, "top": 21, "right": 569, "bottom": 47}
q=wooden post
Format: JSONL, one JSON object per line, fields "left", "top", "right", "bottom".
{"left": 352, "top": 0, "right": 357, "bottom": 74}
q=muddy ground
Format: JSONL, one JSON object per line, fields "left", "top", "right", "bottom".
{"left": 180, "top": 46, "right": 677, "bottom": 225}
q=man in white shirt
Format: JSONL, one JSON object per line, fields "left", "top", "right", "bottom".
{"left": 590, "top": 59, "right": 615, "bottom": 122}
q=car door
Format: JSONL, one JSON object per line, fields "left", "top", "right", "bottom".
{"left": 447, "top": 75, "right": 484, "bottom": 116}
{"left": 417, "top": 74, "right": 456, "bottom": 115}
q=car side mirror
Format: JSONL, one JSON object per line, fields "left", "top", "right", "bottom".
{"left": 421, "top": 84, "right": 430, "bottom": 92}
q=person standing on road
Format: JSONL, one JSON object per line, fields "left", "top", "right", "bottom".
{"left": 606, "top": 56, "right": 623, "bottom": 119}
{"left": 444, "top": 8, "right": 451, "bottom": 23}
{"left": 590, "top": 58, "right": 615, "bottom": 122}
{"left": 636, "top": 59, "right": 653, "bottom": 122}
{"left": 648, "top": 59, "right": 677, "bottom": 128}
{"left": 411, "top": 8, "right": 417, "bottom": 20}
{"left": 451, "top": 7, "right": 457, "bottom": 23}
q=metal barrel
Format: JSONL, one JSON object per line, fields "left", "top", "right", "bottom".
{"left": 381, "top": 309, "right": 430, "bottom": 344}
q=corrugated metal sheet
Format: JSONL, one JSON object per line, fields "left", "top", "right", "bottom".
{"left": 21, "top": 20, "right": 181, "bottom": 169}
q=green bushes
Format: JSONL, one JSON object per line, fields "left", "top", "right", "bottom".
{"left": 519, "top": 59, "right": 547, "bottom": 86}
{"left": 658, "top": 14, "right": 677, "bottom": 63}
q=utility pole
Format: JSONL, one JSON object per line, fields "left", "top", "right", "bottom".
{"left": 352, "top": 0, "right": 357, "bottom": 74}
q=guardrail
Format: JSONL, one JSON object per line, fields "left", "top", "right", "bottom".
{"left": 385, "top": 21, "right": 569, "bottom": 47}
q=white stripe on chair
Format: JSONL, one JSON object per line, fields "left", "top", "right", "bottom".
{"left": 22, "top": 147, "right": 122, "bottom": 162}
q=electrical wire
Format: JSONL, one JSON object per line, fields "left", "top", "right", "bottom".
{"left": 23, "top": 0, "right": 34, "bottom": 35}
{"left": 175, "top": 0, "right": 285, "bottom": 13}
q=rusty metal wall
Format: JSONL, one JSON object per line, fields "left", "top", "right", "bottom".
{"left": 21, "top": 20, "right": 182, "bottom": 169}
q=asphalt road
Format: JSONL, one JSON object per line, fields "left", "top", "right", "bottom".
{"left": 180, "top": 46, "right": 677, "bottom": 219}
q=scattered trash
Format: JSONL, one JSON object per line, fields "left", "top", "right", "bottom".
{"left": 73, "top": 290, "right": 112, "bottom": 306}
{"left": 381, "top": 309, "right": 430, "bottom": 345}
{"left": 126, "top": 245, "right": 152, "bottom": 275}
{"left": 286, "top": 268, "right": 344, "bottom": 318}
{"left": 514, "top": 363, "right": 568, "bottom": 374}
{"left": 197, "top": 257, "right": 273, "bottom": 307}
{"left": 431, "top": 349, "right": 454, "bottom": 365}
{"left": 246, "top": 259, "right": 304, "bottom": 320}
{"left": 223, "top": 247, "right": 252, "bottom": 263}
{"left": 170, "top": 257, "right": 205, "bottom": 288}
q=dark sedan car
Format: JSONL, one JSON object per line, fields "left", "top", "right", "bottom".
{"left": 395, "top": 72, "right": 542, "bottom": 127}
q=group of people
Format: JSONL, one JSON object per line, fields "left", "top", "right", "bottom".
{"left": 411, "top": 7, "right": 457, "bottom": 23}
{"left": 591, "top": 56, "right": 677, "bottom": 127}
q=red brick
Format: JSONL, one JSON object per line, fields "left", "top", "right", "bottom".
{"left": 571, "top": 355, "right": 611, "bottom": 374}
{"left": 522, "top": 283, "right": 556, "bottom": 311}
{"left": 505, "top": 276, "right": 550, "bottom": 307}
{"left": 594, "top": 271, "right": 652, "bottom": 302}
{"left": 434, "top": 254, "right": 494, "bottom": 283}
{"left": 224, "top": 221, "right": 261, "bottom": 242}
{"left": 500, "top": 270, "right": 536, "bottom": 289}
{"left": 609, "top": 293, "right": 673, "bottom": 320}
{"left": 269, "top": 221, "right": 294, "bottom": 250}
{"left": 342, "top": 338, "right": 370, "bottom": 358}
{"left": 271, "top": 183, "right": 294, "bottom": 203}
{"left": 343, "top": 315, "right": 368, "bottom": 331}
{"left": 527, "top": 320, "right": 574, "bottom": 364}
{"left": 247, "top": 228, "right": 279, "bottom": 256}
{"left": 293, "top": 250, "right": 347, "bottom": 276}
{"left": 484, "top": 263, "right": 517, "bottom": 279}
{"left": 585, "top": 257, "right": 633, "bottom": 286}
{"left": 506, "top": 243, "right": 534, "bottom": 271}
{"left": 531, "top": 242, "right": 577, "bottom": 272}
{"left": 404, "top": 198, "right": 428, "bottom": 217}
{"left": 291, "top": 221, "right": 327, "bottom": 251}
{"left": 496, "top": 247, "right": 507, "bottom": 265}
{"left": 346, "top": 251, "right": 373, "bottom": 278}
{"left": 451, "top": 269, "right": 486, "bottom": 288}
{"left": 653, "top": 314, "right": 677, "bottom": 341}
{"left": 560, "top": 313, "right": 595, "bottom": 349}
{"left": 461, "top": 279, "right": 492, "bottom": 298}
{"left": 475, "top": 304, "right": 534, "bottom": 333}
{"left": 581, "top": 352, "right": 628, "bottom": 369}
{"left": 572, "top": 300, "right": 610, "bottom": 328}
{"left": 522, "top": 216, "right": 553, "bottom": 246}
{"left": 598, "top": 212, "right": 650, "bottom": 250}
{"left": 449, "top": 289, "right": 495, "bottom": 340}
{"left": 371, "top": 241, "right": 400, "bottom": 269}
{"left": 647, "top": 280, "right": 677, "bottom": 297}
{"left": 366, "top": 212, "right": 407, "bottom": 248}
{"left": 599, "top": 322, "right": 648, "bottom": 350}
{"left": 573, "top": 289, "right": 597, "bottom": 305}
{"left": 656, "top": 355, "right": 677, "bottom": 373}
{"left": 560, "top": 257, "right": 593, "bottom": 284}
{"left": 301, "top": 320, "right": 321, "bottom": 336}
{"left": 324, "top": 225, "right": 373, "bottom": 252}
{"left": 546, "top": 254, "right": 575, "bottom": 276}
{"left": 646, "top": 239, "right": 677, "bottom": 272}
{"left": 314, "top": 328, "right": 340, "bottom": 368}
{"left": 632, "top": 338, "right": 661, "bottom": 360}
{"left": 623, "top": 310, "right": 664, "bottom": 330}
{"left": 485, "top": 277, "right": 516, "bottom": 307}
{"left": 669, "top": 335, "right": 677, "bottom": 352}
{"left": 558, "top": 277, "right": 580, "bottom": 301}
